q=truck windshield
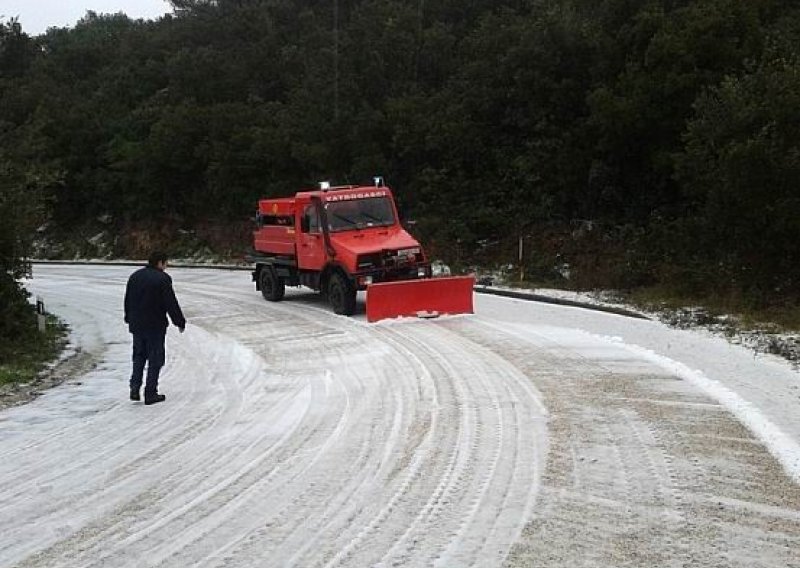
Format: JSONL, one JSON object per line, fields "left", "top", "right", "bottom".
{"left": 326, "top": 197, "right": 396, "bottom": 232}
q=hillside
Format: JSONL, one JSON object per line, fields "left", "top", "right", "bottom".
{"left": 2, "top": 0, "right": 800, "bottom": 309}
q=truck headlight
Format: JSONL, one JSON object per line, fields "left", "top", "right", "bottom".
{"left": 417, "top": 267, "right": 427, "bottom": 277}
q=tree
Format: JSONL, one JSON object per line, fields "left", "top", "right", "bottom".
{"left": 0, "top": 17, "right": 34, "bottom": 78}
{"left": 677, "top": 44, "right": 800, "bottom": 298}
{"left": 584, "top": 0, "right": 769, "bottom": 222}
{"left": 0, "top": 160, "right": 57, "bottom": 353}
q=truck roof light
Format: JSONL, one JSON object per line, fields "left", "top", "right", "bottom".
{"left": 319, "top": 181, "right": 331, "bottom": 190}
{"left": 373, "top": 176, "right": 384, "bottom": 187}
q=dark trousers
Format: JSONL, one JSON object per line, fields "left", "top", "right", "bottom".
{"left": 130, "top": 330, "right": 166, "bottom": 396}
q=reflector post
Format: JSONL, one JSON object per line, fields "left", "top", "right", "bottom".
{"left": 366, "top": 276, "right": 475, "bottom": 322}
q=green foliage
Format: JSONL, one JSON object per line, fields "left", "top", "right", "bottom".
{"left": 584, "top": 0, "right": 770, "bottom": 221}
{"left": 0, "top": 311, "right": 67, "bottom": 385}
{"left": 0, "top": 160, "right": 57, "bottom": 352}
{"left": 0, "top": 161, "right": 62, "bottom": 370}
{"left": 0, "top": 2, "right": 799, "bottom": 306}
{"left": 677, "top": 42, "right": 800, "bottom": 300}
{"left": 0, "top": 272, "right": 34, "bottom": 354}
{"left": 0, "top": 17, "right": 37, "bottom": 78}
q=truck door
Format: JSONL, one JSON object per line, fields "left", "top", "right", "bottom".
{"left": 297, "top": 203, "right": 326, "bottom": 270}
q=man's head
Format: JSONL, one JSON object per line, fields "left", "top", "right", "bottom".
{"left": 147, "top": 251, "right": 168, "bottom": 271}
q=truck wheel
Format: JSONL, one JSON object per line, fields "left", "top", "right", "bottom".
{"left": 260, "top": 268, "right": 285, "bottom": 302}
{"left": 328, "top": 272, "right": 356, "bottom": 315}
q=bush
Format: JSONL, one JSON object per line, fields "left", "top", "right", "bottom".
{"left": 0, "top": 273, "right": 67, "bottom": 385}
{"left": 0, "top": 273, "right": 40, "bottom": 363}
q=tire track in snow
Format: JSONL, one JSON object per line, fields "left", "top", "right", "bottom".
{"left": 190, "top": 311, "right": 442, "bottom": 567}
{"left": 458, "top": 319, "right": 800, "bottom": 568}
{"left": 76, "top": 284, "right": 416, "bottom": 563}
{"left": 5, "top": 269, "right": 313, "bottom": 566}
{"left": 9, "top": 328, "right": 298, "bottom": 568}
{"left": 5, "top": 266, "right": 548, "bottom": 568}
{"left": 0, "top": 277, "right": 221, "bottom": 558}
{"left": 152, "top": 272, "right": 552, "bottom": 558}
{"left": 10, "top": 265, "right": 798, "bottom": 567}
{"left": 371, "top": 323, "right": 544, "bottom": 568}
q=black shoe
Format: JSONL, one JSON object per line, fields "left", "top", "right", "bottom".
{"left": 144, "top": 394, "right": 166, "bottom": 405}
{"left": 130, "top": 389, "right": 140, "bottom": 401}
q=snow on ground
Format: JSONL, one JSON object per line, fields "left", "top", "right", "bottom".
{"left": 486, "top": 283, "right": 800, "bottom": 366}
{"left": 2, "top": 264, "right": 799, "bottom": 567}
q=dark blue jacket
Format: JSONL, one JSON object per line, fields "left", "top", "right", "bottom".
{"left": 124, "top": 266, "right": 186, "bottom": 334}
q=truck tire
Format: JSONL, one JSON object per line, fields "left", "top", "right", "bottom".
{"left": 328, "top": 272, "right": 356, "bottom": 315}
{"left": 260, "top": 267, "right": 285, "bottom": 302}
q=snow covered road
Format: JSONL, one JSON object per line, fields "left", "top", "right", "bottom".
{"left": 3, "top": 264, "right": 800, "bottom": 567}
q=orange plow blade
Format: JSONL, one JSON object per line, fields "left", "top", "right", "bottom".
{"left": 366, "top": 276, "right": 475, "bottom": 322}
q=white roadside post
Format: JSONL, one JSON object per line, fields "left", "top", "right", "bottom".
{"left": 36, "top": 296, "right": 46, "bottom": 332}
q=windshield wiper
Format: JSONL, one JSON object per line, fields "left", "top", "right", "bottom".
{"left": 361, "top": 212, "right": 384, "bottom": 223}
{"left": 330, "top": 212, "right": 359, "bottom": 230}
{"left": 360, "top": 212, "right": 392, "bottom": 226}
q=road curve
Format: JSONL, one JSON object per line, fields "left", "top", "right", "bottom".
{"left": 0, "top": 265, "right": 798, "bottom": 567}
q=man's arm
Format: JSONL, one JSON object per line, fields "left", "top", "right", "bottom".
{"left": 162, "top": 276, "right": 186, "bottom": 331}
{"left": 123, "top": 277, "right": 131, "bottom": 324}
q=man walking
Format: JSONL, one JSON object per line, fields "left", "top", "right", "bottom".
{"left": 124, "top": 251, "right": 186, "bottom": 405}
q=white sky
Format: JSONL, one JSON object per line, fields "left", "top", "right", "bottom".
{"left": 0, "top": 0, "right": 173, "bottom": 35}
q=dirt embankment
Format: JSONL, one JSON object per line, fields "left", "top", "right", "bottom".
{"left": 0, "top": 347, "right": 96, "bottom": 411}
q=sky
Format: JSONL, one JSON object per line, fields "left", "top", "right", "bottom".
{"left": 0, "top": 0, "right": 172, "bottom": 35}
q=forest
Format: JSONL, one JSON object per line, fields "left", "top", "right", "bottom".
{"left": 2, "top": 0, "right": 800, "bottom": 350}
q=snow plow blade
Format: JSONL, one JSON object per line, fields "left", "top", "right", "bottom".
{"left": 366, "top": 276, "right": 475, "bottom": 322}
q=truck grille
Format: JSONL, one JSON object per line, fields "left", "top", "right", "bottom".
{"left": 356, "top": 251, "right": 428, "bottom": 280}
